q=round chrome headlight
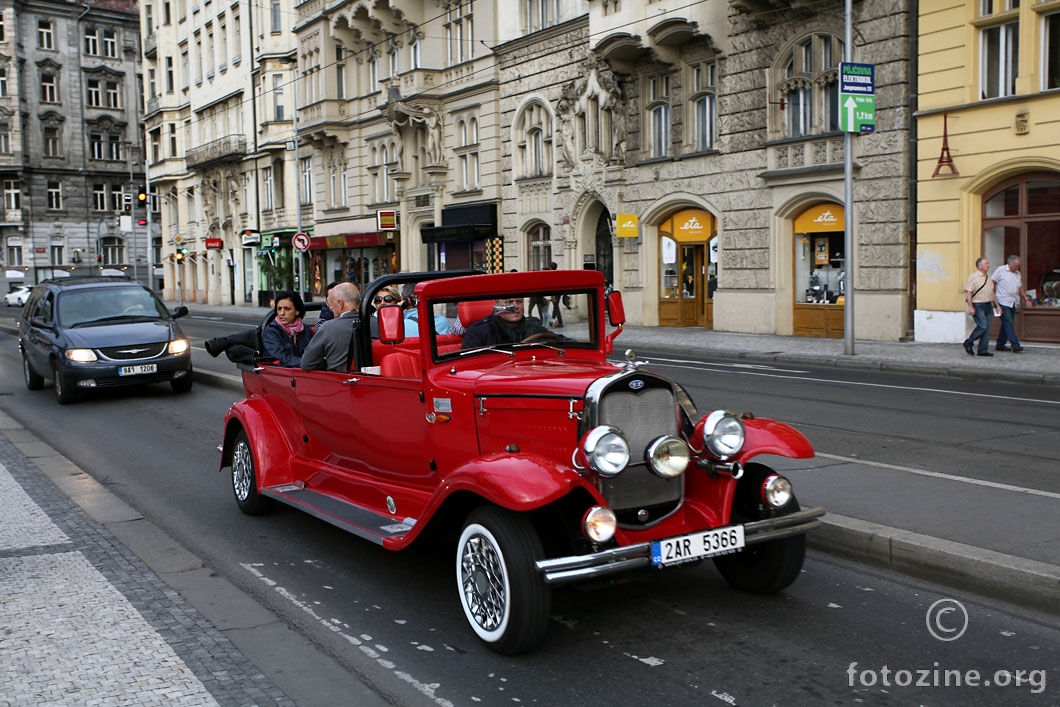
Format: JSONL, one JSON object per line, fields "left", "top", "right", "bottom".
{"left": 645, "top": 435, "right": 690, "bottom": 479}
{"left": 762, "top": 474, "right": 793, "bottom": 508}
{"left": 702, "top": 410, "right": 745, "bottom": 459}
{"left": 581, "top": 425, "right": 630, "bottom": 477}
{"left": 583, "top": 506, "right": 617, "bottom": 543}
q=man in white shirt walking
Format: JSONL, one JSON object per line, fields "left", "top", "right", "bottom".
{"left": 991, "top": 255, "right": 1034, "bottom": 353}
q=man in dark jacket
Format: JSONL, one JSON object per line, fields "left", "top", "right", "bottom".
{"left": 300, "top": 283, "right": 361, "bottom": 371}
{"left": 461, "top": 297, "right": 556, "bottom": 348}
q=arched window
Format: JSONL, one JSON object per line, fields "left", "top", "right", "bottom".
{"left": 773, "top": 33, "right": 843, "bottom": 139}
{"left": 527, "top": 223, "right": 551, "bottom": 271}
{"left": 982, "top": 174, "right": 1060, "bottom": 311}
{"left": 515, "top": 101, "right": 552, "bottom": 178}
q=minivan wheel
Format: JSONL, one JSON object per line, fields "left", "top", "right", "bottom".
{"left": 23, "top": 353, "right": 43, "bottom": 390}
{"left": 52, "top": 361, "right": 77, "bottom": 404}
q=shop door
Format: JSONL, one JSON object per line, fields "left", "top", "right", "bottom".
{"left": 679, "top": 245, "right": 706, "bottom": 327}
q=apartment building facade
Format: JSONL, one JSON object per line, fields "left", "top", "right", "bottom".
{"left": 1, "top": 0, "right": 146, "bottom": 292}
{"left": 145, "top": 0, "right": 915, "bottom": 342}
{"left": 916, "top": 0, "right": 1060, "bottom": 344}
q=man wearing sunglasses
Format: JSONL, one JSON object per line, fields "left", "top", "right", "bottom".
{"left": 461, "top": 297, "right": 560, "bottom": 348}
{"left": 300, "top": 283, "right": 361, "bottom": 372}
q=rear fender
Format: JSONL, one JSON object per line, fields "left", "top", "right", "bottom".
{"left": 439, "top": 454, "right": 601, "bottom": 512}
{"left": 735, "top": 417, "right": 814, "bottom": 463}
{"left": 220, "top": 398, "right": 296, "bottom": 488}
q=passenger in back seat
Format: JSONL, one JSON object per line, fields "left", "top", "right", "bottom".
{"left": 401, "top": 283, "right": 450, "bottom": 337}
{"left": 300, "top": 283, "right": 361, "bottom": 372}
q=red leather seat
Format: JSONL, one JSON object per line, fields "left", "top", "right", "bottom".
{"left": 458, "top": 300, "right": 495, "bottom": 328}
{"left": 380, "top": 351, "right": 422, "bottom": 378}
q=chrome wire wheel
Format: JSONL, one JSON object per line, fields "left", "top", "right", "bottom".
{"left": 459, "top": 527, "right": 509, "bottom": 635}
{"left": 230, "top": 430, "right": 275, "bottom": 516}
{"left": 232, "top": 439, "right": 253, "bottom": 503}
{"left": 455, "top": 507, "right": 550, "bottom": 655}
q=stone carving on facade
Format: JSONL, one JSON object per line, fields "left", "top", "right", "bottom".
{"left": 382, "top": 86, "right": 445, "bottom": 171}
{"left": 556, "top": 98, "right": 576, "bottom": 171}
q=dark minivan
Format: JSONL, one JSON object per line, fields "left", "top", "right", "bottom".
{"left": 19, "top": 276, "right": 193, "bottom": 404}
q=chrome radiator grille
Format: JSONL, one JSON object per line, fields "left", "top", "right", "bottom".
{"left": 597, "top": 382, "right": 682, "bottom": 525}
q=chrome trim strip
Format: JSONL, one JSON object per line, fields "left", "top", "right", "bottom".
{"left": 535, "top": 506, "right": 825, "bottom": 585}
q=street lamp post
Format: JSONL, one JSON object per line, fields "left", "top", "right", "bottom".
{"left": 126, "top": 143, "right": 138, "bottom": 282}
{"left": 281, "top": 55, "right": 303, "bottom": 298}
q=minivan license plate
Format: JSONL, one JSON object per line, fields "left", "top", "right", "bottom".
{"left": 119, "top": 364, "right": 157, "bottom": 376}
{"left": 650, "top": 526, "right": 745, "bottom": 567}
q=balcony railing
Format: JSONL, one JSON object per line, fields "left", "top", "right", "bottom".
{"left": 185, "top": 134, "right": 247, "bottom": 169}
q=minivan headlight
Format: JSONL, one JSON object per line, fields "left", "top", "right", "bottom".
{"left": 168, "top": 338, "right": 190, "bottom": 355}
{"left": 65, "top": 348, "right": 97, "bottom": 363}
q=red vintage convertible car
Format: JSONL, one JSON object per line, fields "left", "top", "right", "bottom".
{"left": 217, "top": 269, "right": 823, "bottom": 654}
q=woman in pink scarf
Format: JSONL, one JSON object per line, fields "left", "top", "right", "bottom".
{"left": 262, "top": 290, "right": 313, "bottom": 366}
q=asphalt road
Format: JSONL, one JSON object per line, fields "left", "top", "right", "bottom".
{"left": 1, "top": 307, "right": 1058, "bottom": 705}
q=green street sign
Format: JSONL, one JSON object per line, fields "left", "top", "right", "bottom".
{"left": 840, "top": 94, "right": 876, "bottom": 134}
{"left": 839, "top": 62, "right": 876, "bottom": 134}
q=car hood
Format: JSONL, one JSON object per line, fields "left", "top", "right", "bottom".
{"left": 468, "top": 358, "right": 619, "bottom": 399}
{"left": 64, "top": 320, "right": 181, "bottom": 348}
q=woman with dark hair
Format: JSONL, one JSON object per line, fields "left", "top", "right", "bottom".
{"left": 262, "top": 290, "right": 313, "bottom": 366}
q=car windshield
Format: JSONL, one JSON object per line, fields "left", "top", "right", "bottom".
{"left": 58, "top": 287, "right": 166, "bottom": 327}
{"left": 428, "top": 289, "right": 597, "bottom": 358}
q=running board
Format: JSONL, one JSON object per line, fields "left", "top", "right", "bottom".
{"left": 263, "top": 484, "right": 414, "bottom": 546}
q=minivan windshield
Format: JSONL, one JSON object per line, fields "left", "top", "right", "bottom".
{"left": 58, "top": 287, "right": 166, "bottom": 327}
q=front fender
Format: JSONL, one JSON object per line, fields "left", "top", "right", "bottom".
{"left": 736, "top": 417, "right": 814, "bottom": 463}
{"left": 220, "top": 398, "right": 297, "bottom": 488}
{"left": 439, "top": 453, "right": 601, "bottom": 512}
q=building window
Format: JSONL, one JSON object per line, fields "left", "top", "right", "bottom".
{"left": 272, "top": 74, "right": 284, "bottom": 120}
{"left": 51, "top": 245, "right": 63, "bottom": 266}
{"left": 43, "top": 126, "right": 60, "bottom": 157}
{"left": 527, "top": 223, "right": 552, "bottom": 271}
{"left": 103, "top": 29, "right": 117, "bottom": 58}
{"left": 6, "top": 244, "right": 21, "bottom": 266}
{"left": 87, "top": 79, "right": 102, "bottom": 107}
{"left": 93, "top": 184, "right": 107, "bottom": 210}
{"left": 166, "top": 56, "right": 175, "bottom": 93}
{"left": 0, "top": 124, "right": 8, "bottom": 153}
{"left": 1046, "top": 10, "right": 1060, "bottom": 91}
{"left": 524, "top": 0, "right": 559, "bottom": 32}
{"left": 106, "top": 81, "right": 121, "bottom": 108}
{"left": 340, "top": 166, "right": 348, "bottom": 207}
{"left": 262, "top": 166, "right": 274, "bottom": 210}
{"left": 515, "top": 101, "right": 552, "bottom": 178}
{"left": 84, "top": 28, "right": 99, "bottom": 55}
{"left": 47, "top": 181, "right": 62, "bottom": 210}
{"left": 690, "top": 61, "right": 717, "bottom": 152}
{"left": 41, "top": 74, "right": 58, "bottom": 103}
{"left": 3, "top": 179, "right": 20, "bottom": 210}
{"left": 388, "top": 48, "right": 398, "bottom": 78}
{"left": 101, "top": 236, "right": 125, "bottom": 265}
{"left": 110, "top": 183, "right": 124, "bottom": 211}
{"left": 367, "top": 56, "right": 378, "bottom": 91}
{"left": 0, "top": 69, "right": 6, "bottom": 98}
{"left": 445, "top": 2, "right": 474, "bottom": 65}
{"left": 300, "top": 157, "right": 312, "bottom": 204}
{"left": 774, "top": 33, "right": 842, "bottom": 138}
{"left": 410, "top": 37, "right": 421, "bottom": 69}
{"left": 271, "top": 0, "right": 281, "bottom": 32}
{"left": 981, "top": 19, "right": 1019, "bottom": 98}
{"left": 37, "top": 20, "right": 53, "bottom": 50}
{"left": 108, "top": 134, "right": 122, "bottom": 160}
{"left": 169, "top": 123, "right": 177, "bottom": 157}
{"left": 646, "top": 73, "right": 671, "bottom": 158}
{"left": 0, "top": 12, "right": 5, "bottom": 42}
{"left": 456, "top": 117, "right": 480, "bottom": 191}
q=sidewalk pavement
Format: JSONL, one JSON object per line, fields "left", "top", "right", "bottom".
{"left": 1, "top": 303, "right": 1057, "bottom": 701}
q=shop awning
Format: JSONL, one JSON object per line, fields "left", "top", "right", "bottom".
{"left": 795, "top": 203, "right": 845, "bottom": 233}
{"left": 420, "top": 202, "right": 498, "bottom": 244}
{"left": 309, "top": 232, "right": 386, "bottom": 250}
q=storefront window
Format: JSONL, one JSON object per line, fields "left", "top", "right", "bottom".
{"left": 793, "top": 203, "right": 845, "bottom": 305}
{"left": 660, "top": 235, "right": 678, "bottom": 298}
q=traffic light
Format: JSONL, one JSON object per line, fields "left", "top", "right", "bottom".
{"left": 137, "top": 186, "right": 147, "bottom": 204}
{"left": 97, "top": 254, "right": 103, "bottom": 264}
{"left": 175, "top": 248, "right": 185, "bottom": 263}
{"left": 123, "top": 193, "right": 132, "bottom": 212}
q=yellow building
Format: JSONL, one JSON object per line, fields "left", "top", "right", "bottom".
{"left": 916, "top": 1, "right": 1060, "bottom": 344}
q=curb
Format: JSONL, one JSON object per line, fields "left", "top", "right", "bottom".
{"left": 811, "top": 515, "right": 1060, "bottom": 616}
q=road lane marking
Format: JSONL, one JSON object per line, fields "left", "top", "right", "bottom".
{"left": 816, "top": 452, "right": 1060, "bottom": 500}
{"left": 638, "top": 358, "right": 1060, "bottom": 407}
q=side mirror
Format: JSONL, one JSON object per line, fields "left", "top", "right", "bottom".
{"left": 607, "top": 290, "right": 625, "bottom": 327}
{"left": 29, "top": 316, "right": 53, "bottom": 329}
{"left": 171, "top": 305, "right": 189, "bottom": 319}
{"left": 378, "top": 304, "right": 406, "bottom": 345}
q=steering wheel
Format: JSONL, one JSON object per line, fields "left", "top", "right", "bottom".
{"left": 521, "top": 331, "right": 560, "bottom": 343}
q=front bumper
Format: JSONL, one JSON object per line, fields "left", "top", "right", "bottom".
{"left": 535, "top": 506, "right": 825, "bottom": 585}
{"left": 61, "top": 355, "right": 192, "bottom": 389}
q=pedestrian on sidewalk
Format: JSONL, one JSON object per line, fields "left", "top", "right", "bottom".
{"left": 963, "top": 257, "right": 1000, "bottom": 356}
{"left": 548, "top": 262, "right": 564, "bottom": 328}
{"left": 991, "top": 255, "right": 1033, "bottom": 353}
